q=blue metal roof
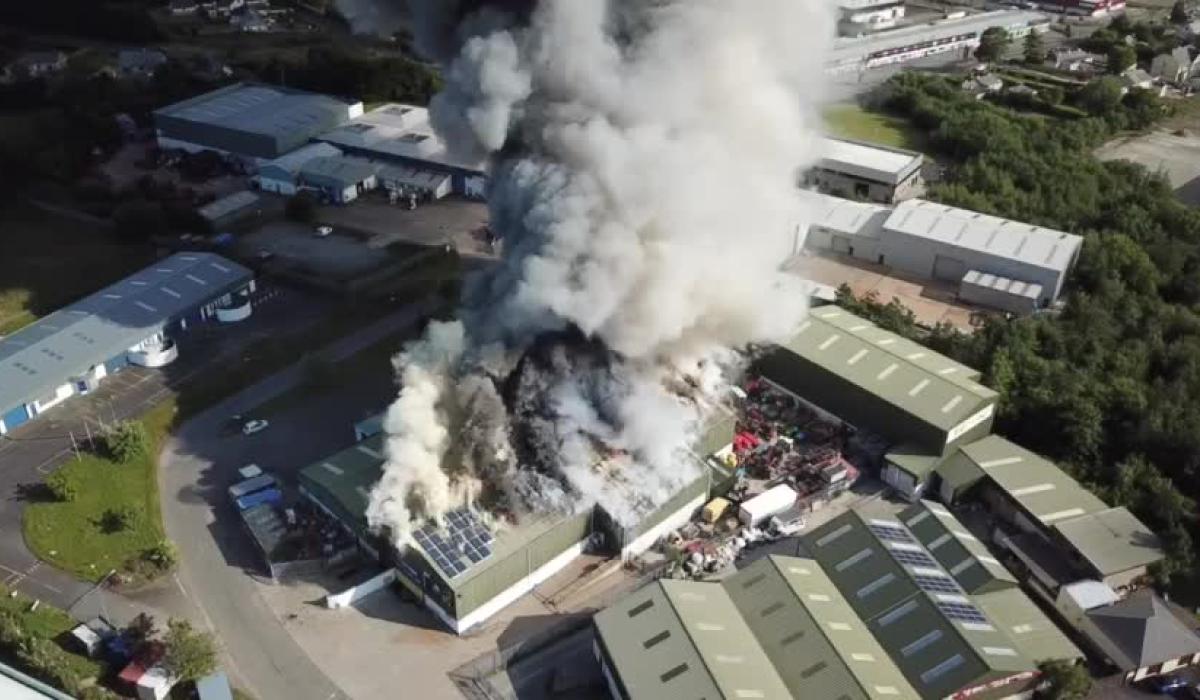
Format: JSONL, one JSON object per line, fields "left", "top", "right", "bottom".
{"left": 0, "top": 252, "right": 252, "bottom": 412}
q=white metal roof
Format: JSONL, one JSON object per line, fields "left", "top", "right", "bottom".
{"left": 802, "top": 189, "right": 891, "bottom": 239}
{"left": 961, "top": 270, "right": 1042, "bottom": 301}
{"left": 819, "top": 137, "right": 923, "bottom": 185}
{"left": 1061, "top": 580, "right": 1120, "bottom": 612}
{"left": 885, "top": 199, "right": 1082, "bottom": 273}
{"left": 318, "top": 103, "right": 485, "bottom": 174}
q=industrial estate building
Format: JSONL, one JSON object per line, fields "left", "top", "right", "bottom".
{"left": 595, "top": 502, "right": 1082, "bottom": 700}
{"left": 801, "top": 190, "right": 1084, "bottom": 311}
{"left": 154, "top": 83, "right": 363, "bottom": 162}
{"left": 826, "top": 10, "right": 1049, "bottom": 74}
{"left": 810, "top": 137, "right": 925, "bottom": 204}
{"left": 298, "top": 409, "right": 735, "bottom": 634}
{"left": 837, "top": 0, "right": 906, "bottom": 36}
{"left": 315, "top": 103, "right": 488, "bottom": 198}
{"left": 0, "top": 253, "right": 253, "bottom": 435}
{"left": 588, "top": 302, "right": 1189, "bottom": 697}
{"left": 155, "top": 88, "right": 483, "bottom": 202}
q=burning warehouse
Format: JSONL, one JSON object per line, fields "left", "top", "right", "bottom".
{"left": 300, "top": 407, "right": 735, "bottom": 634}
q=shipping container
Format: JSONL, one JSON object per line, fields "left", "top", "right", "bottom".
{"left": 738, "top": 484, "right": 797, "bottom": 527}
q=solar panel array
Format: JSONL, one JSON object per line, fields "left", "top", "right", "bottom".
{"left": 913, "top": 573, "right": 961, "bottom": 595}
{"left": 937, "top": 601, "right": 990, "bottom": 625}
{"left": 890, "top": 549, "right": 938, "bottom": 568}
{"left": 869, "top": 522, "right": 916, "bottom": 544}
{"left": 412, "top": 509, "right": 495, "bottom": 579}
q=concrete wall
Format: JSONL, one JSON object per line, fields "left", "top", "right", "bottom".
{"left": 325, "top": 569, "right": 397, "bottom": 609}
{"left": 805, "top": 225, "right": 881, "bottom": 263}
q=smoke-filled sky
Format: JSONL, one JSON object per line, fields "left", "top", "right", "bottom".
{"left": 366, "top": 0, "right": 832, "bottom": 544}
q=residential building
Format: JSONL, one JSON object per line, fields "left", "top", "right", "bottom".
{"left": 827, "top": 10, "right": 1049, "bottom": 74}
{"left": 756, "top": 305, "right": 999, "bottom": 498}
{"left": 2, "top": 51, "right": 67, "bottom": 83}
{"left": 807, "top": 137, "right": 925, "bottom": 204}
{"left": 1027, "top": 0, "right": 1125, "bottom": 17}
{"left": 1120, "top": 67, "right": 1156, "bottom": 92}
{"left": 1151, "top": 47, "right": 1192, "bottom": 84}
{"left": 154, "top": 83, "right": 363, "bottom": 163}
{"left": 118, "top": 49, "right": 168, "bottom": 79}
{"left": 962, "top": 73, "right": 1004, "bottom": 99}
{"left": 232, "top": 9, "right": 271, "bottom": 32}
{"left": 1047, "top": 48, "right": 1104, "bottom": 74}
{"left": 0, "top": 253, "right": 253, "bottom": 435}
{"left": 316, "top": 103, "right": 488, "bottom": 198}
{"left": 169, "top": 0, "right": 199, "bottom": 15}
{"left": 1071, "top": 591, "right": 1200, "bottom": 683}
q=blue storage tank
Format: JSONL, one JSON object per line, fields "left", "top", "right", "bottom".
{"left": 2, "top": 405, "right": 30, "bottom": 432}
{"left": 236, "top": 488, "right": 282, "bottom": 511}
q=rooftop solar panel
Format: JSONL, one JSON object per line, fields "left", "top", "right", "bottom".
{"left": 413, "top": 508, "right": 494, "bottom": 579}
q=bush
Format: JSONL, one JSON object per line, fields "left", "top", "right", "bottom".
{"left": 45, "top": 470, "right": 79, "bottom": 503}
{"left": 142, "top": 541, "right": 178, "bottom": 572}
{"left": 103, "top": 421, "right": 149, "bottom": 463}
{"left": 100, "top": 505, "right": 140, "bottom": 533}
{"left": 162, "top": 619, "right": 217, "bottom": 682}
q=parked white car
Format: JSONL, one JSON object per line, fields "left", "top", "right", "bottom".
{"left": 241, "top": 419, "right": 269, "bottom": 436}
{"left": 315, "top": 225, "right": 333, "bottom": 238}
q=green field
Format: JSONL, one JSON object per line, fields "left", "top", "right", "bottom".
{"left": 23, "top": 401, "right": 175, "bottom": 582}
{"left": 0, "top": 205, "right": 156, "bottom": 336}
{"left": 822, "top": 103, "right": 923, "bottom": 150}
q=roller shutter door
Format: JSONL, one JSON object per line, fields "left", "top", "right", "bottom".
{"left": 932, "top": 254, "right": 967, "bottom": 283}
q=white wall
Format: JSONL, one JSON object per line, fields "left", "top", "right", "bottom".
{"left": 622, "top": 492, "right": 706, "bottom": 559}
{"left": 33, "top": 383, "right": 75, "bottom": 414}
{"left": 326, "top": 569, "right": 397, "bottom": 609}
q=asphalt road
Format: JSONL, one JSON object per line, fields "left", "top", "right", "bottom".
{"left": 0, "top": 282, "right": 317, "bottom": 615}
{"left": 158, "top": 301, "right": 433, "bottom": 700}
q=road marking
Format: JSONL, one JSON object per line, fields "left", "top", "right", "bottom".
{"left": 36, "top": 447, "right": 73, "bottom": 475}
{"left": 173, "top": 573, "right": 190, "bottom": 599}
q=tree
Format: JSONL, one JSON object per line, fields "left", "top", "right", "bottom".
{"left": 101, "top": 505, "right": 140, "bottom": 533}
{"left": 1023, "top": 31, "right": 1046, "bottom": 65}
{"left": 1076, "top": 76, "right": 1124, "bottom": 115}
{"left": 975, "top": 27, "right": 1011, "bottom": 63}
{"left": 1171, "top": 0, "right": 1189, "bottom": 24}
{"left": 141, "top": 540, "right": 178, "bottom": 572}
{"left": 1036, "top": 660, "right": 1092, "bottom": 699}
{"left": 113, "top": 200, "right": 167, "bottom": 243}
{"left": 161, "top": 619, "right": 218, "bottom": 683}
{"left": 1107, "top": 44, "right": 1136, "bottom": 74}
{"left": 285, "top": 191, "right": 318, "bottom": 224}
{"left": 103, "top": 420, "right": 149, "bottom": 462}
{"left": 45, "top": 470, "right": 78, "bottom": 503}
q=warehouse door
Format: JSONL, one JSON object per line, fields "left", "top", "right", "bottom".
{"left": 3, "top": 405, "right": 30, "bottom": 431}
{"left": 932, "top": 254, "right": 968, "bottom": 283}
{"left": 832, "top": 235, "right": 852, "bottom": 255}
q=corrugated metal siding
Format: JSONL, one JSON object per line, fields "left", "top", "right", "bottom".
{"left": 455, "top": 512, "right": 591, "bottom": 617}
{"left": 157, "top": 115, "right": 280, "bottom": 158}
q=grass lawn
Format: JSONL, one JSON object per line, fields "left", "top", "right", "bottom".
{"left": 0, "top": 584, "right": 104, "bottom": 681}
{"left": 23, "top": 401, "right": 176, "bottom": 583}
{"left": 822, "top": 103, "right": 924, "bottom": 151}
{"left": 0, "top": 204, "right": 156, "bottom": 336}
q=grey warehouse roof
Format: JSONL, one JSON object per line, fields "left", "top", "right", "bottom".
{"left": 885, "top": 199, "right": 1082, "bottom": 275}
{"left": 818, "top": 137, "right": 923, "bottom": 186}
{"left": 0, "top": 253, "right": 252, "bottom": 412}
{"left": 801, "top": 189, "right": 891, "bottom": 239}
{"left": 1084, "top": 591, "right": 1200, "bottom": 671}
{"left": 155, "top": 83, "right": 357, "bottom": 158}
{"left": 299, "top": 155, "right": 380, "bottom": 189}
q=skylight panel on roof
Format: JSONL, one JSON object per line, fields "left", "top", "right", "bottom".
{"left": 936, "top": 601, "right": 989, "bottom": 625}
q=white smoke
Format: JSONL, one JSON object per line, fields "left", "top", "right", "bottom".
{"left": 367, "top": 0, "right": 831, "bottom": 543}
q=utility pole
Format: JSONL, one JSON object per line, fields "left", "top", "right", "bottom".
{"left": 69, "top": 431, "right": 80, "bottom": 460}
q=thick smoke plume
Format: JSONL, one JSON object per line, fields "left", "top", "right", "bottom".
{"left": 367, "top": 0, "right": 832, "bottom": 543}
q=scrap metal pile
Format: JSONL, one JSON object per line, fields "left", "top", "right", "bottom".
{"left": 727, "top": 377, "right": 858, "bottom": 502}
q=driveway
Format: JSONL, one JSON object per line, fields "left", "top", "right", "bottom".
{"left": 158, "top": 301, "right": 434, "bottom": 700}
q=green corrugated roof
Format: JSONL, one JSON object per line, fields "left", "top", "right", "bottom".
{"left": 802, "top": 508, "right": 1033, "bottom": 699}
{"left": 778, "top": 306, "right": 996, "bottom": 432}
{"left": 298, "top": 435, "right": 386, "bottom": 539}
{"left": 973, "top": 586, "right": 1083, "bottom": 664}
{"left": 754, "top": 556, "right": 918, "bottom": 699}
{"left": 937, "top": 435, "right": 1108, "bottom": 527}
{"left": 884, "top": 445, "right": 946, "bottom": 481}
{"left": 1051, "top": 507, "right": 1164, "bottom": 577}
{"left": 900, "top": 500, "right": 1017, "bottom": 594}
{"left": 594, "top": 580, "right": 791, "bottom": 700}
